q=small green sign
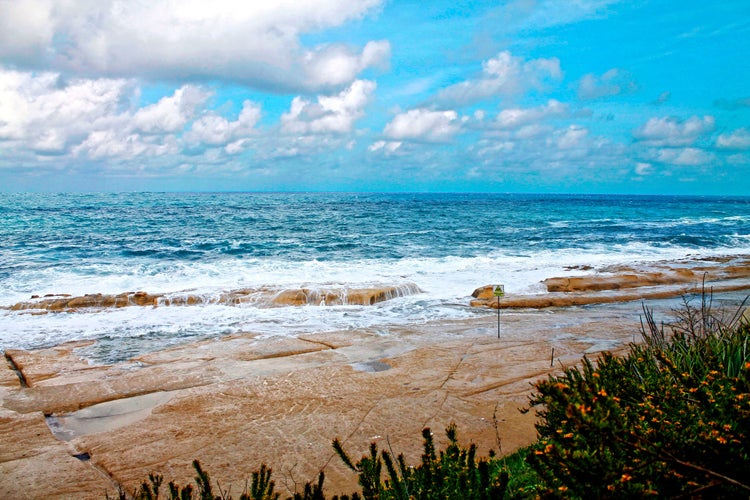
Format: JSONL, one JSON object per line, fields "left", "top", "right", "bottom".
{"left": 493, "top": 285, "right": 505, "bottom": 297}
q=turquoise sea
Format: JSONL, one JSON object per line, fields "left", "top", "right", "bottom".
{"left": 1, "top": 193, "right": 749, "bottom": 361}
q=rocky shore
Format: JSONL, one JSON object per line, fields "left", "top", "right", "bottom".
{"left": 2, "top": 256, "right": 749, "bottom": 499}
{"left": 471, "top": 256, "right": 750, "bottom": 308}
{"left": 6, "top": 284, "right": 423, "bottom": 313}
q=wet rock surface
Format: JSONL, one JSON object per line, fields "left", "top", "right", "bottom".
{"left": 6, "top": 284, "right": 423, "bottom": 313}
{"left": 471, "top": 256, "right": 750, "bottom": 309}
{"left": 0, "top": 304, "right": 653, "bottom": 499}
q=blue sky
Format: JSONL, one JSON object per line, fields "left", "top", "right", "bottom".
{"left": 0, "top": 0, "right": 748, "bottom": 194}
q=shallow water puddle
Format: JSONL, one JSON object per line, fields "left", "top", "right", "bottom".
{"left": 46, "top": 390, "right": 174, "bottom": 441}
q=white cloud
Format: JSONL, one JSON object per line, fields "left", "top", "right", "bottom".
{"left": 186, "top": 101, "right": 261, "bottom": 147}
{"left": 133, "top": 86, "right": 211, "bottom": 134}
{"left": 72, "top": 129, "right": 179, "bottom": 160}
{"left": 635, "top": 162, "right": 653, "bottom": 176}
{"left": 302, "top": 41, "right": 390, "bottom": 88}
{"left": 0, "top": 0, "right": 54, "bottom": 64}
{"left": 281, "top": 80, "right": 376, "bottom": 134}
{"left": 633, "top": 115, "right": 715, "bottom": 146}
{"left": 494, "top": 99, "right": 568, "bottom": 129}
{"left": 577, "top": 68, "right": 637, "bottom": 100}
{"left": 515, "top": 124, "right": 553, "bottom": 139}
{"left": 655, "top": 147, "right": 714, "bottom": 166}
{"left": 552, "top": 125, "right": 589, "bottom": 149}
{"left": 383, "top": 109, "right": 462, "bottom": 142}
{"left": 437, "top": 51, "right": 562, "bottom": 105}
{"left": 0, "top": 67, "right": 132, "bottom": 154}
{"left": 369, "top": 140, "right": 403, "bottom": 154}
{"left": 0, "top": 65, "right": 265, "bottom": 161}
{"left": 0, "top": 0, "right": 387, "bottom": 91}
{"left": 469, "top": 122, "right": 623, "bottom": 182}
{"left": 716, "top": 128, "right": 750, "bottom": 150}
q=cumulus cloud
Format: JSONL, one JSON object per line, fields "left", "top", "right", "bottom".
{"left": 72, "top": 129, "right": 180, "bottom": 160}
{"left": 0, "top": 0, "right": 387, "bottom": 92}
{"left": 551, "top": 125, "right": 589, "bottom": 150}
{"left": 468, "top": 121, "right": 622, "bottom": 183}
{"left": 0, "top": 67, "right": 132, "bottom": 154}
{"left": 716, "top": 128, "right": 750, "bottom": 150}
{"left": 369, "top": 140, "right": 403, "bottom": 155}
{"left": 494, "top": 99, "right": 569, "bottom": 129}
{"left": 133, "top": 86, "right": 211, "bottom": 134}
{"left": 302, "top": 42, "right": 390, "bottom": 89}
{"left": 577, "top": 68, "right": 637, "bottom": 100}
{"left": 633, "top": 115, "right": 715, "bottom": 146}
{"left": 383, "top": 109, "right": 463, "bottom": 142}
{"left": 281, "top": 80, "right": 376, "bottom": 134}
{"left": 185, "top": 101, "right": 262, "bottom": 152}
{"left": 0, "top": 0, "right": 55, "bottom": 65}
{"left": 635, "top": 162, "right": 653, "bottom": 176}
{"left": 655, "top": 147, "right": 714, "bottom": 166}
{"left": 437, "top": 51, "right": 562, "bottom": 105}
{"left": 0, "top": 65, "right": 264, "bottom": 160}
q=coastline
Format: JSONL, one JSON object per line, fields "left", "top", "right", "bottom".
{"left": 2, "top": 258, "right": 750, "bottom": 498}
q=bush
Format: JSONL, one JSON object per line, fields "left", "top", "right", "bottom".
{"left": 525, "top": 296, "right": 750, "bottom": 498}
{"left": 114, "top": 425, "right": 514, "bottom": 500}
{"left": 114, "top": 459, "right": 327, "bottom": 500}
{"left": 333, "top": 423, "right": 509, "bottom": 500}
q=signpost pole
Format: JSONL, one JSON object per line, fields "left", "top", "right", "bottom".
{"left": 497, "top": 295, "right": 500, "bottom": 338}
{"left": 493, "top": 285, "right": 504, "bottom": 339}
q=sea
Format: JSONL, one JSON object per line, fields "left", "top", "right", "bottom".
{"left": 1, "top": 192, "right": 749, "bottom": 363}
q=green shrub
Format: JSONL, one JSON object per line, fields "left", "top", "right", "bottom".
{"left": 525, "top": 297, "right": 750, "bottom": 498}
{"left": 333, "top": 423, "right": 509, "bottom": 499}
{"left": 117, "top": 459, "right": 326, "bottom": 500}
{"left": 115, "top": 424, "right": 516, "bottom": 500}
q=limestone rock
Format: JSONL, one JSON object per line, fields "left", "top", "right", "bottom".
{"left": 471, "top": 285, "right": 496, "bottom": 299}
{"left": 7, "top": 284, "right": 422, "bottom": 313}
{"left": 0, "top": 409, "right": 115, "bottom": 499}
{"left": 542, "top": 271, "right": 699, "bottom": 293}
{"left": 471, "top": 256, "right": 750, "bottom": 309}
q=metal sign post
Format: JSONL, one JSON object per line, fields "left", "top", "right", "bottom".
{"left": 493, "top": 285, "right": 504, "bottom": 338}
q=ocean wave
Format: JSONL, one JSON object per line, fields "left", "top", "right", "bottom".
{"left": 2, "top": 192, "right": 749, "bottom": 359}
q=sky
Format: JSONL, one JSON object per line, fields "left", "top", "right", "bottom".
{"left": 0, "top": 0, "right": 748, "bottom": 194}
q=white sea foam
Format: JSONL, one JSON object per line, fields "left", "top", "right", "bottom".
{"left": 2, "top": 241, "right": 747, "bottom": 358}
